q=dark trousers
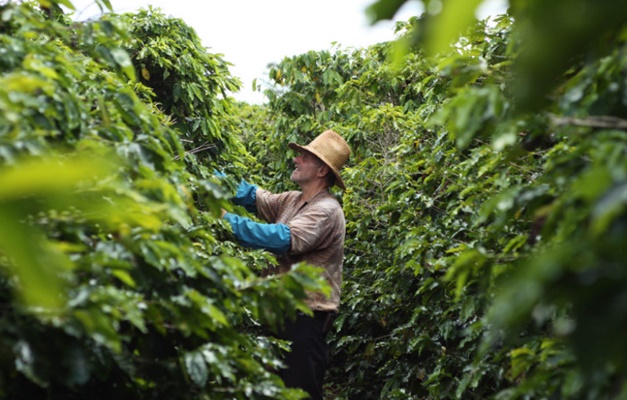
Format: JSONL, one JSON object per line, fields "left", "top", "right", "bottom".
{"left": 277, "top": 312, "right": 330, "bottom": 400}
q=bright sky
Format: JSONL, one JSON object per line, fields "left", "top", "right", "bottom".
{"left": 68, "top": 0, "right": 507, "bottom": 104}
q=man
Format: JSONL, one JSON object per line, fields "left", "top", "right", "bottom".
{"left": 220, "top": 129, "right": 350, "bottom": 400}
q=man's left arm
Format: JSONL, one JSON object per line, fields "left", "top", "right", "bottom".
{"left": 222, "top": 212, "right": 291, "bottom": 254}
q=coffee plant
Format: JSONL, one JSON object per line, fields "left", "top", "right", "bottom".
{"left": 250, "top": 2, "right": 627, "bottom": 399}
{"left": 2, "top": 0, "right": 627, "bottom": 399}
{"left": 0, "top": 1, "right": 325, "bottom": 399}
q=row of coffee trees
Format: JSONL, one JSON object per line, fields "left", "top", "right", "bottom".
{"left": 1, "top": 0, "right": 626, "bottom": 399}
{"left": 0, "top": 1, "right": 325, "bottom": 399}
{"left": 243, "top": 0, "right": 627, "bottom": 398}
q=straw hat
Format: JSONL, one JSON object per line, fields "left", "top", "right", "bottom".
{"left": 288, "top": 130, "right": 351, "bottom": 190}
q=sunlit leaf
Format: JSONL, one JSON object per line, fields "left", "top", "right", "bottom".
{"left": 0, "top": 155, "right": 116, "bottom": 200}
{"left": 427, "top": 0, "right": 484, "bottom": 54}
{"left": 0, "top": 206, "right": 69, "bottom": 310}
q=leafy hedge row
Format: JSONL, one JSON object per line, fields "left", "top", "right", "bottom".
{"left": 0, "top": 2, "right": 324, "bottom": 399}
{"left": 248, "top": 5, "right": 627, "bottom": 399}
{"left": 3, "top": 0, "right": 627, "bottom": 399}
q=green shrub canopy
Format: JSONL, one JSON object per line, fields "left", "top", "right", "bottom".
{"left": 1, "top": 0, "right": 627, "bottom": 399}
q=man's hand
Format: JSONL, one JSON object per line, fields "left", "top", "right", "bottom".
{"left": 221, "top": 208, "right": 227, "bottom": 218}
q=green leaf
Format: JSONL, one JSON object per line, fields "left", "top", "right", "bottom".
{"left": 0, "top": 206, "right": 69, "bottom": 310}
{"left": 184, "top": 351, "right": 208, "bottom": 387}
{"left": 110, "top": 48, "right": 137, "bottom": 81}
{"left": 0, "top": 155, "right": 116, "bottom": 200}
{"left": 365, "top": 0, "right": 408, "bottom": 23}
{"left": 444, "top": 248, "right": 487, "bottom": 300}
{"left": 508, "top": 346, "right": 535, "bottom": 380}
{"left": 111, "top": 269, "right": 136, "bottom": 288}
{"left": 427, "top": 0, "right": 484, "bottom": 54}
{"left": 591, "top": 181, "right": 627, "bottom": 236}
{"left": 97, "top": 0, "right": 113, "bottom": 12}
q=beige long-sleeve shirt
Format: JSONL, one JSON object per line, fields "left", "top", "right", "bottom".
{"left": 255, "top": 188, "right": 345, "bottom": 312}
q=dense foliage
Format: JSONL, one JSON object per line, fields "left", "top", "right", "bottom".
{"left": 0, "top": 2, "right": 325, "bottom": 399}
{"left": 2, "top": 0, "right": 627, "bottom": 399}
{"left": 248, "top": 3, "right": 627, "bottom": 399}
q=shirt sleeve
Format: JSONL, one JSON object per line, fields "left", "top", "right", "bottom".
{"left": 255, "top": 189, "right": 297, "bottom": 223}
{"left": 223, "top": 212, "right": 291, "bottom": 255}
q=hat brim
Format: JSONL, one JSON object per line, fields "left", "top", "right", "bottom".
{"left": 289, "top": 142, "right": 346, "bottom": 190}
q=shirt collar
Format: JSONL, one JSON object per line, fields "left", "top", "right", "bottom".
{"left": 301, "top": 188, "right": 331, "bottom": 205}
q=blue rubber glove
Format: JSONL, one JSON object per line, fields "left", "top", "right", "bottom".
{"left": 232, "top": 180, "right": 258, "bottom": 213}
{"left": 223, "top": 213, "right": 291, "bottom": 255}
{"left": 214, "top": 170, "right": 257, "bottom": 213}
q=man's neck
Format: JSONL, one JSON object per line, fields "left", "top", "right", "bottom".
{"left": 300, "top": 181, "right": 329, "bottom": 203}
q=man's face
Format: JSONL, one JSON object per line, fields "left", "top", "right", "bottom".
{"left": 291, "top": 150, "right": 325, "bottom": 186}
